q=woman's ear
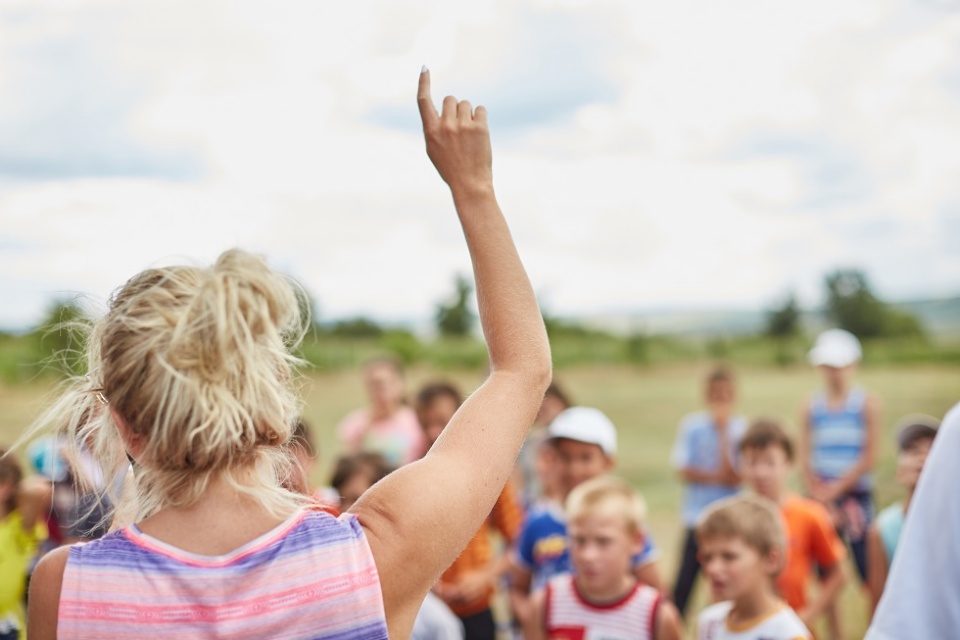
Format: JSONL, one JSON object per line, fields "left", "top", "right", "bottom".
{"left": 110, "top": 407, "right": 145, "bottom": 460}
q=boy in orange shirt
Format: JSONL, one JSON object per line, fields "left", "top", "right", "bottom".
{"left": 737, "top": 419, "right": 847, "bottom": 631}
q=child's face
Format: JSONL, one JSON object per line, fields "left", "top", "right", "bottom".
{"left": 739, "top": 445, "right": 790, "bottom": 501}
{"left": 553, "top": 439, "right": 613, "bottom": 497}
{"left": 896, "top": 437, "right": 934, "bottom": 489}
{"left": 535, "top": 442, "right": 562, "bottom": 498}
{"left": 417, "top": 395, "right": 459, "bottom": 447}
{"left": 819, "top": 364, "right": 854, "bottom": 390}
{"left": 568, "top": 512, "right": 641, "bottom": 597}
{"left": 706, "top": 380, "right": 735, "bottom": 419}
{"left": 364, "top": 364, "right": 405, "bottom": 410}
{"left": 698, "top": 535, "right": 777, "bottom": 603}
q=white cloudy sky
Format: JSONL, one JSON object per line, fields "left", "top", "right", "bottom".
{"left": 1, "top": 0, "right": 959, "bottom": 330}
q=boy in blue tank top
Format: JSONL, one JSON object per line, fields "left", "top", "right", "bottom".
{"left": 800, "top": 328, "right": 880, "bottom": 638}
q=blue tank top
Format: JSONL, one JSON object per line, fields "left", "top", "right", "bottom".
{"left": 876, "top": 502, "right": 905, "bottom": 562}
{"left": 809, "top": 388, "right": 871, "bottom": 491}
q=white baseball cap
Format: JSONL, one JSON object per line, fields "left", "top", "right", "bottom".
{"left": 808, "top": 329, "right": 862, "bottom": 368}
{"left": 547, "top": 406, "right": 617, "bottom": 456}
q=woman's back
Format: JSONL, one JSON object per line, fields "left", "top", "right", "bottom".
{"left": 58, "top": 508, "right": 387, "bottom": 639}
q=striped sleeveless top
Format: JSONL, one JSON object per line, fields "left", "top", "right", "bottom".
{"left": 809, "top": 388, "right": 871, "bottom": 491}
{"left": 545, "top": 574, "right": 661, "bottom": 640}
{"left": 58, "top": 508, "right": 388, "bottom": 639}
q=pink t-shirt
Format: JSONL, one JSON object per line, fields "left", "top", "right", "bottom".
{"left": 337, "top": 406, "right": 426, "bottom": 465}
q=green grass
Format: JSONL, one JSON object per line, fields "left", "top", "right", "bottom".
{"left": 3, "top": 362, "right": 959, "bottom": 638}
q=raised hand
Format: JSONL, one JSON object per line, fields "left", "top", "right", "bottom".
{"left": 417, "top": 68, "right": 493, "bottom": 198}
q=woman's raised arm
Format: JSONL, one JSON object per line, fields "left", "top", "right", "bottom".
{"left": 353, "top": 69, "right": 551, "bottom": 637}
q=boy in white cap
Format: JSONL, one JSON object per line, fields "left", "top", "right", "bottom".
{"left": 800, "top": 328, "right": 880, "bottom": 638}
{"left": 508, "top": 407, "right": 663, "bottom": 630}
{"left": 866, "top": 414, "right": 938, "bottom": 612}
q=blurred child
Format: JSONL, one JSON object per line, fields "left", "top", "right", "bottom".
{"left": 696, "top": 495, "right": 812, "bottom": 640}
{"left": 415, "top": 381, "right": 524, "bottom": 640}
{"left": 515, "top": 382, "right": 571, "bottom": 507}
{"left": 287, "top": 419, "right": 339, "bottom": 507}
{"left": 0, "top": 451, "right": 50, "bottom": 640}
{"left": 509, "top": 407, "right": 663, "bottom": 628}
{"left": 526, "top": 476, "right": 682, "bottom": 640}
{"left": 866, "top": 404, "right": 959, "bottom": 639}
{"left": 738, "top": 419, "right": 847, "bottom": 631}
{"left": 800, "top": 329, "right": 879, "bottom": 637}
{"left": 866, "top": 414, "right": 938, "bottom": 612}
{"left": 671, "top": 366, "right": 746, "bottom": 618}
{"left": 329, "top": 451, "right": 394, "bottom": 514}
{"left": 337, "top": 356, "right": 426, "bottom": 466}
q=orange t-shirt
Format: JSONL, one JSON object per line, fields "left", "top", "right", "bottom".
{"left": 439, "top": 480, "right": 524, "bottom": 617}
{"left": 776, "top": 494, "right": 846, "bottom": 610}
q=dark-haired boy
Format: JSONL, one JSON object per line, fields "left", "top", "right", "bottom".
{"left": 738, "top": 419, "right": 846, "bottom": 631}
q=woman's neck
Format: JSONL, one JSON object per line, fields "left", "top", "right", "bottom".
{"left": 136, "top": 474, "right": 297, "bottom": 556}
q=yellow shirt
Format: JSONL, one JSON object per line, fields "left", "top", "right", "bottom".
{"left": 0, "top": 511, "right": 47, "bottom": 639}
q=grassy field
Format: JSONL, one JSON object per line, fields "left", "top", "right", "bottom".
{"left": 3, "top": 362, "right": 959, "bottom": 638}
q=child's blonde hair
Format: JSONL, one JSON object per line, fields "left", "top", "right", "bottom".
{"left": 565, "top": 475, "right": 646, "bottom": 536}
{"left": 696, "top": 494, "right": 786, "bottom": 562}
{"left": 26, "top": 249, "right": 310, "bottom": 524}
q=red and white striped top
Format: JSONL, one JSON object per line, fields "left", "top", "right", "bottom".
{"left": 545, "top": 574, "right": 661, "bottom": 640}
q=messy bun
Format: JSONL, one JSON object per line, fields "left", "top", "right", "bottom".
{"left": 27, "top": 249, "right": 310, "bottom": 524}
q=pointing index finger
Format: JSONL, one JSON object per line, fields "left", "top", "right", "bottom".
{"left": 417, "top": 67, "right": 439, "bottom": 128}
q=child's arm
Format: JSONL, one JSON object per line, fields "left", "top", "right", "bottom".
{"left": 524, "top": 589, "right": 547, "bottom": 640}
{"left": 635, "top": 559, "right": 665, "bottom": 592}
{"left": 354, "top": 70, "right": 551, "bottom": 638}
{"left": 799, "top": 561, "right": 846, "bottom": 627}
{"left": 508, "top": 562, "right": 535, "bottom": 628}
{"left": 654, "top": 599, "right": 684, "bottom": 640}
{"left": 823, "top": 393, "right": 880, "bottom": 500}
{"left": 866, "top": 522, "right": 888, "bottom": 613}
{"left": 798, "top": 403, "right": 821, "bottom": 495}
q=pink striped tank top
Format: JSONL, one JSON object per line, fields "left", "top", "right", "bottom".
{"left": 58, "top": 508, "right": 388, "bottom": 639}
{"left": 545, "top": 574, "right": 661, "bottom": 640}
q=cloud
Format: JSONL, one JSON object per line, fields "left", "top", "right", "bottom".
{"left": 1, "top": 0, "right": 959, "bottom": 331}
{"left": 0, "top": 3, "right": 210, "bottom": 181}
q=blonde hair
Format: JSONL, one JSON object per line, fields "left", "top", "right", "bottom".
{"left": 696, "top": 494, "right": 786, "bottom": 560}
{"left": 564, "top": 475, "right": 646, "bottom": 536}
{"left": 26, "top": 249, "right": 310, "bottom": 524}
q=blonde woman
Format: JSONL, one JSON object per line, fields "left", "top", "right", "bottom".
{"left": 26, "top": 70, "right": 551, "bottom": 640}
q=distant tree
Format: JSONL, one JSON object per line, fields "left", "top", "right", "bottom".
{"left": 435, "top": 274, "right": 475, "bottom": 337}
{"left": 823, "top": 269, "right": 924, "bottom": 339}
{"left": 766, "top": 293, "right": 801, "bottom": 338}
{"left": 327, "top": 317, "right": 384, "bottom": 339}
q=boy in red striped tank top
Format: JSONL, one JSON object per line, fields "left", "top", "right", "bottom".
{"left": 526, "top": 476, "right": 682, "bottom": 640}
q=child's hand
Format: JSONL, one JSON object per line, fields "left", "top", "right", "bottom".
{"left": 447, "top": 568, "right": 494, "bottom": 604}
{"left": 417, "top": 69, "right": 493, "bottom": 198}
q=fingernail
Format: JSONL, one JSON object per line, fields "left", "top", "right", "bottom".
{"left": 421, "top": 65, "right": 428, "bottom": 74}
